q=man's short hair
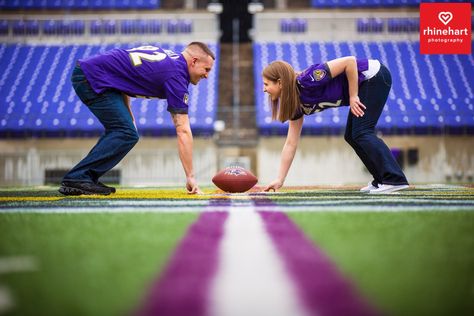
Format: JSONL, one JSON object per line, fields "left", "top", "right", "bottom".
{"left": 186, "top": 42, "right": 215, "bottom": 60}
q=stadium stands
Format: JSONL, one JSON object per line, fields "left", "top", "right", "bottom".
{"left": 387, "top": 18, "right": 419, "bottom": 33}
{"left": 356, "top": 18, "right": 384, "bottom": 33}
{"left": 0, "top": 18, "right": 192, "bottom": 36}
{"left": 254, "top": 41, "right": 474, "bottom": 135}
{"left": 356, "top": 17, "right": 421, "bottom": 33}
{"left": 311, "top": 0, "right": 465, "bottom": 8}
{"left": 0, "top": 0, "right": 161, "bottom": 10}
{"left": 280, "top": 18, "right": 307, "bottom": 33}
{"left": 0, "top": 43, "right": 219, "bottom": 137}
{"left": 90, "top": 20, "right": 118, "bottom": 35}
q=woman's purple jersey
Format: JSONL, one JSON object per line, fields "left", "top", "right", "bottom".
{"left": 79, "top": 45, "right": 190, "bottom": 114}
{"left": 292, "top": 59, "right": 369, "bottom": 120}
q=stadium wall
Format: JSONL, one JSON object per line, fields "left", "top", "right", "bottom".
{"left": 257, "top": 136, "right": 474, "bottom": 186}
{"left": 0, "top": 138, "right": 217, "bottom": 186}
{"left": 1, "top": 136, "right": 473, "bottom": 187}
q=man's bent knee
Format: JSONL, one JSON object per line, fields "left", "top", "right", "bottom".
{"left": 127, "top": 130, "right": 140, "bottom": 145}
{"left": 121, "top": 128, "right": 139, "bottom": 147}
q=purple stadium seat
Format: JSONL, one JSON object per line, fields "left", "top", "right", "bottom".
{"left": 280, "top": 19, "right": 291, "bottom": 33}
{"left": 103, "top": 20, "right": 116, "bottom": 34}
{"left": 0, "top": 20, "right": 8, "bottom": 35}
{"left": 12, "top": 20, "right": 26, "bottom": 35}
{"left": 90, "top": 20, "right": 102, "bottom": 34}
{"left": 43, "top": 20, "right": 60, "bottom": 35}
{"left": 179, "top": 20, "right": 192, "bottom": 33}
{"left": 147, "top": 20, "right": 162, "bottom": 34}
{"left": 166, "top": 20, "right": 179, "bottom": 34}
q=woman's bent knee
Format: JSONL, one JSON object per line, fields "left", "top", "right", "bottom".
{"left": 344, "top": 132, "right": 353, "bottom": 144}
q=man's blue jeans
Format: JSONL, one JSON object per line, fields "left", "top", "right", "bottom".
{"left": 344, "top": 64, "right": 408, "bottom": 186}
{"left": 62, "top": 66, "right": 139, "bottom": 183}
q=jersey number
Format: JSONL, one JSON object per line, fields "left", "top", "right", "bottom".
{"left": 129, "top": 51, "right": 167, "bottom": 66}
{"left": 319, "top": 100, "right": 342, "bottom": 109}
{"left": 304, "top": 99, "right": 342, "bottom": 114}
{"left": 128, "top": 46, "right": 167, "bottom": 66}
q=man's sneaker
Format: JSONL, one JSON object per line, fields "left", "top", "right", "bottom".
{"left": 59, "top": 181, "right": 111, "bottom": 196}
{"left": 369, "top": 184, "right": 409, "bottom": 194}
{"left": 360, "top": 181, "right": 378, "bottom": 193}
{"left": 97, "top": 182, "right": 116, "bottom": 193}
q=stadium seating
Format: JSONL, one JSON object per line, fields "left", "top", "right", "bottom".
{"left": 0, "top": 0, "right": 160, "bottom": 10}
{"left": 90, "top": 20, "right": 118, "bottom": 35}
{"left": 0, "top": 43, "right": 219, "bottom": 137}
{"left": 43, "top": 20, "right": 85, "bottom": 35}
{"left": 387, "top": 18, "right": 419, "bottom": 33}
{"left": 356, "top": 18, "right": 384, "bottom": 33}
{"left": 254, "top": 41, "right": 474, "bottom": 135}
{"left": 280, "top": 19, "right": 307, "bottom": 33}
{"left": 0, "top": 19, "right": 192, "bottom": 36}
{"left": 311, "top": 0, "right": 465, "bottom": 8}
{"left": 356, "top": 18, "right": 420, "bottom": 33}
{"left": 0, "top": 20, "right": 8, "bottom": 35}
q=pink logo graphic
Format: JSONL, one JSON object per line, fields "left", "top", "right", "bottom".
{"left": 438, "top": 11, "right": 453, "bottom": 25}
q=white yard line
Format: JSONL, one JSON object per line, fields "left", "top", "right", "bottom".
{"left": 0, "top": 256, "right": 39, "bottom": 274}
{"left": 0, "top": 256, "right": 38, "bottom": 314}
{"left": 0, "top": 286, "right": 14, "bottom": 314}
{"left": 0, "top": 206, "right": 224, "bottom": 213}
{"left": 208, "top": 204, "right": 309, "bottom": 316}
{"left": 1, "top": 203, "right": 472, "bottom": 214}
{"left": 279, "top": 206, "right": 474, "bottom": 212}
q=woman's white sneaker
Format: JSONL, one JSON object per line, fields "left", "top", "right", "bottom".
{"left": 369, "top": 184, "right": 409, "bottom": 194}
{"left": 360, "top": 181, "right": 378, "bottom": 193}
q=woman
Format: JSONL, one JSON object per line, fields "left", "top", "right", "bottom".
{"left": 262, "top": 56, "right": 409, "bottom": 194}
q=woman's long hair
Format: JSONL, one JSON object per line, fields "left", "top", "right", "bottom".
{"left": 262, "top": 61, "right": 300, "bottom": 122}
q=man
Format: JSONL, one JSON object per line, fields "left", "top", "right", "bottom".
{"left": 59, "top": 42, "right": 215, "bottom": 196}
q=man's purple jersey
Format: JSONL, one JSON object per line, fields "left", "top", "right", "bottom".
{"left": 79, "top": 45, "right": 190, "bottom": 114}
{"left": 291, "top": 59, "right": 369, "bottom": 120}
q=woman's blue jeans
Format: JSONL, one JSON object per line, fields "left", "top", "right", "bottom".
{"left": 62, "top": 66, "right": 139, "bottom": 183}
{"left": 344, "top": 64, "right": 408, "bottom": 186}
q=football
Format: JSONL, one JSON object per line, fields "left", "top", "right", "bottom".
{"left": 212, "top": 166, "right": 258, "bottom": 193}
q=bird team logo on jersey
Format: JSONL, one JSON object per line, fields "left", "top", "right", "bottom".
{"left": 313, "top": 69, "right": 326, "bottom": 81}
{"left": 183, "top": 94, "right": 189, "bottom": 104}
{"left": 420, "top": 2, "right": 471, "bottom": 54}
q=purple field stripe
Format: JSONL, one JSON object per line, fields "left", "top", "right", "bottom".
{"left": 259, "top": 209, "right": 382, "bottom": 316}
{"left": 135, "top": 203, "right": 229, "bottom": 316}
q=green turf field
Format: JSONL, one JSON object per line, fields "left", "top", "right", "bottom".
{"left": 290, "top": 211, "right": 474, "bottom": 316}
{"left": 0, "top": 212, "right": 197, "bottom": 316}
{"left": 0, "top": 185, "right": 473, "bottom": 316}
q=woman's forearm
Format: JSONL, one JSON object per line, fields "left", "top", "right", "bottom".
{"left": 277, "top": 142, "right": 298, "bottom": 182}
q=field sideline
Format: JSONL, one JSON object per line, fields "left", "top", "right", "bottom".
{"left": 0, "top": 185, "right": 473, "bottom": 316}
